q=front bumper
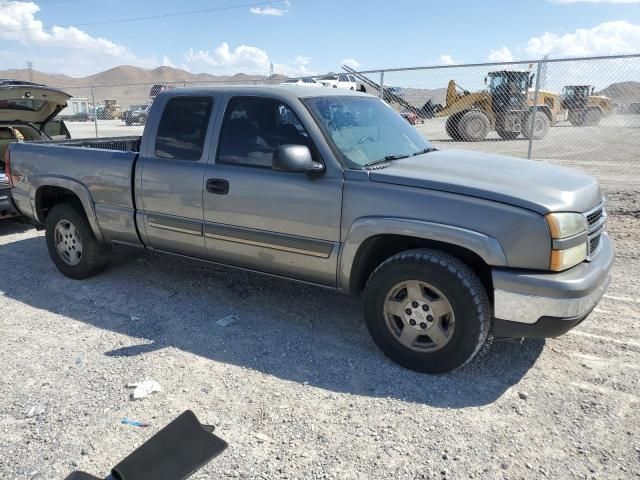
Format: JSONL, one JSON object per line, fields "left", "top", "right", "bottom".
{"left": 492, "top": 233, "right": 614, "bottom": 338}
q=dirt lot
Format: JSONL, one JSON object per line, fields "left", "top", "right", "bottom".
{"left": 0, "top": 181, "right": 639, "bottom": 479}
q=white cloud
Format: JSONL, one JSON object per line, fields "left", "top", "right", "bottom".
{"left": 185, "top": 42, "right": 270, "bottom": 74}
{"left": 549, "top": 0, "right": 640, "bottom": 4}
{"left": 274, "top": 55, "right": 315, "bottom": 77}
{"left": 525, "top": 21, "right": 640, "bottom": 57}
{"left": 438, "top": 54, "right": 459, "bottom": 65}
{"left": 250, "top": 6, "right": 288, "bottom": 16}
{"left": 0, "top": 2, "right": 127, "bottom": 55}
{"left": 185, "top": 43, "right": 314, "bottom": 77}
{"left": 0, "top": 1, "right": 159, "bottom": 75}
{"left": 488, "top": 46, "right": 514, "bottom": 62}
{"left": 341, "top": 58, "right": 361, "bottom": 69}
{"left": 162, "top": 55, "right": 175, "bottom": 68}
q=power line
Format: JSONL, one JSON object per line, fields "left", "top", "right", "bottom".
{"left": 3, "top": 0, "right": 287, "bottom": 33}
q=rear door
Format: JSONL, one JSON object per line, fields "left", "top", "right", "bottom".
{"left": 202, "top": 95, "right": 343, "bottom": 286}
{"left": 136, "top": 94, "right": 219, "bottom": 258}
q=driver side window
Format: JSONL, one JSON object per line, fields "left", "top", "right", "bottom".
{"left": 217, "top": 97, "right": 313, "bottom": 168}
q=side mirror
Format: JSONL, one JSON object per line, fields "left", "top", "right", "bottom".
{"left": 272, "top": 145, "right": 323, "bottom": 174}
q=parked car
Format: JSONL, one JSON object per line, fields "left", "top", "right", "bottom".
{"left": 318, "top": 73, "right": 358, "bottom": 90}
{"left": 280, "top": 78, "right": 323, "bottom": 88}
{"left": 122, "top": 104, "right": 151, "bottom": 125}
{"left": 57, "top": 97, "right": 90, "bottom": 121}
{"left": 0, "top": 79, "right": 70, "bottom": 219}
{"left": 60, "top": 112, "right": 92, "bottom": 122}
{"left": 7, "top": 85, "right": 613, "bottom": 373}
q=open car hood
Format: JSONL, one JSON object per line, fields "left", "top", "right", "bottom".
{"left": 0, "top": 80, "right": 71, "bottom": 125}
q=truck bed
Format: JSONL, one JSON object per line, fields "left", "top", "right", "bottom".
{"left": 38, "top": 135, "right": 141, "bottom": 152}
{"left": 8, "top": 139, "right": 141, "bottom": 245}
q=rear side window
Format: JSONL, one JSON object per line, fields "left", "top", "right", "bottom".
{"left": 155, "top": 96, "right": 213, "bottom": 160}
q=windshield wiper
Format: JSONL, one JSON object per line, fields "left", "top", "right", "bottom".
{"left": 412, "top": 147, "right": 438, "bottom": 156}
{"left": 364, "top": 154, "right": 410, "bottom": 168}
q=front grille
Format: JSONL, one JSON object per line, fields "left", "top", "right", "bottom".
{"left": 584, "top": 201, "right": 606, "bottom": 259}
{"left": 587, "top": 208, "right": 603, "bottom": 227}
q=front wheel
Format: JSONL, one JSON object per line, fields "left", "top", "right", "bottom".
{"left": 45, "top": 203, "right": 111, "bottom": 279}
{"left": 457, "top": 111, "right": 490, "bottom": 142}
{"left": 523, "top": 111, "right": 550, "bottom": 140}
{"left": 583, "top": 109, "right": 602, "bottom": 126}
{"left": 363, "top": 249, "right": 491, "bottom": 373}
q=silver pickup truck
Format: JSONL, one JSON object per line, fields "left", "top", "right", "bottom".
{"left": 6, "top": 86, "right": 613, "bottom": 373}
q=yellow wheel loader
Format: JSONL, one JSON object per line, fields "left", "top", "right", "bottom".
{"left": 561, "top": 85, "right": 612, "bottom": 126}
{"left": 437, "top": 71, "right": 559, "bottom": 142}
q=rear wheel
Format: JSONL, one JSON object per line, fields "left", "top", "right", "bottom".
{"left": 445, "top": 113, "right": 463, "bottom": 141}
{"left": 457, "top": 111, "right": 490, "bottom": 142}
{"left": 363, "top": 249, "right": 491, "bottom": 373}
{"left": 523, "top": 111, "right": 550, "bottom": 140}
{"left": 45, "top": 203, "right": 111, "bottom": 279}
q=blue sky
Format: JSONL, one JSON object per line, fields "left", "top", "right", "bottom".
{"left": 0, "top": 0, "right": 639, "bottom": 77}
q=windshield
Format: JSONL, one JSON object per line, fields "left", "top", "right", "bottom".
{"left": 489, "top": 73, "right": 528, "bottom": 93}
{"left": 563, "top": 86, "right": 589, "bottom": 97}
{"left": 304, "top": 96, "right": 432, "bottom": 168}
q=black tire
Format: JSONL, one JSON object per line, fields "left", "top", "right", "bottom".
{"left": 363, "top": 249, "right": 491, "bottom": 373}
{"left": 522, "top": 111, "right": 550, "bottom": 140}
{"left": 583, "top": 109, "right": 602, "bottom": 126}
{"left": 496, "top": 128, "right": 519, "bottom": 140}
{"left": 568, "top": 111, "right": 584, "bottom": 126}
{"left": 457, "top": 110, "right": 490, "bottom": 142}
{"left": 445, "top": 113, "right": 463, "bottom": 140}
{"left": 45, "top": 203, "right": 111, "bottom": 279}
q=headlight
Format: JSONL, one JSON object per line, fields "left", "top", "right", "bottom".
{"left": 545, "top": 212, "right": 587, "bottom": 239}
{"left": 546, "top": 212, "right": 588, "bottom": 271}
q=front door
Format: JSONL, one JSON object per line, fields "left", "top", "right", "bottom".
{"left": 202, "top": 95, "right": 343, "bottom": 286}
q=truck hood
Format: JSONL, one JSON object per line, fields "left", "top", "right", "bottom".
{"left": 368, "top": 149, "right": 602, "bottom": 214}
{"left": 0, "top": 80, "right": 71, "bottom": 125}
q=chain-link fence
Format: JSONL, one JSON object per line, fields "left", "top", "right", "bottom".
{"left": 350, "top": 54, "right": 640, "bottom": 193}
{"left": 50, "top": 54, "right": 640, "bottom": 192}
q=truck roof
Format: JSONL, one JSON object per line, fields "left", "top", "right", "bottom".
{"left": 156, "top": 84, "right": 372, "bottom": 101}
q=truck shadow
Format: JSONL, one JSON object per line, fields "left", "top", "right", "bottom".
{"left": 0, "top": 236, "right": 544, "bottom": 408}
{"left": 0, "top": 218, "right": 34, "bottom": 236}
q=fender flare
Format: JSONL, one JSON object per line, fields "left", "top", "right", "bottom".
{"left": 29, "top": 175, "right": 105, "bottom": 242}
{"left": 337, "top": 217, "right": 508, "bottom": 292}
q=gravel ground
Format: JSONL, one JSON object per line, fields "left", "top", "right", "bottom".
{"left": 0, "top": 185, "right": 639, "bottom": 479}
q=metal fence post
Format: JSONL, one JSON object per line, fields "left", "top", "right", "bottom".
{"left": 90, "top": 86, "right": 99, "bottom": 138}
{"left": 527, "top": 61, "right": 543, "bottom": 160}
{"left": 379, "top": 71, "right": 384, "bottom": 99}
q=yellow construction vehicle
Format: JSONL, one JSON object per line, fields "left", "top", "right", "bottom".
{"left": 438, "top": 70, "right": 560, "bottom": 141}
{"left": 561, "top": 85, "right": 612, "bottom": 126}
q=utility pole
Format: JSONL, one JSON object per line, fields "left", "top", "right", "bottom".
{"left": 26, "top": 61, "right": 33, "bottom": 81}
